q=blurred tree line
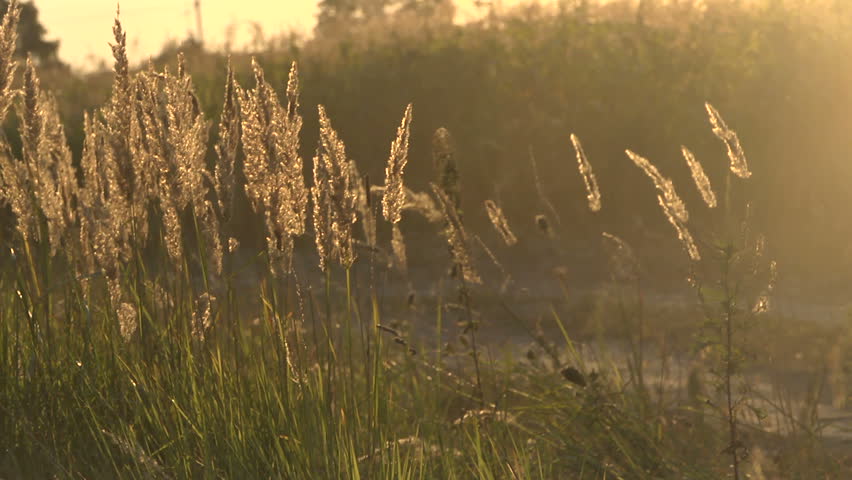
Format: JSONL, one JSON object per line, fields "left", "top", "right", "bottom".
{"left": 19, "top": 0, "right": 852, "bottom": 292}
{"left": 0, "top": 0, "right": 58, "bottom": 64}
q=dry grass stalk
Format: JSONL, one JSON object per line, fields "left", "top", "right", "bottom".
{"left": 370, "top": 185, "right": 442, "bottom": 223}
{"left": 657, "top": 194, "right": 700, "bottom": 261}
{"left": 352, "top": 167, "right": 376, "bottom": 248}
{"left": 431, "top": 183, "right": 481, "bottom": 284}
{"left": 77, "top": 113, "right": 123, "bottom": 298}
{"left": 311, "top": 147, "right": 333, "bottom": 272}
{"left": 681, "top": 146, "right": 717, "bottom": 208}
{"left": 167, "top": 54, "right": 221, "bottom": 272}
{"left": 117, "top": 302, "right": 138, "bottom": 342}
{"left": 103, "top": 8, "right": 138, "bottom": 205}
{"left": 484, "top": 199, "right": 517, "bottom": 246}
{"left": 130, "top": 67, "right": 183, "bottom": 264}
{"left": 752, "top": 260, "right": 777, "bottom": 314}
{"left": 432, "top": 127, "right": 461, "bottom": 213}
{"left": 625, "top": 149, "right": 689, "bottom": 222}
{"left": 391, "top": 223, "right": 407, "bottom": 274}
{"left": 316, "top": 105, "right": 357, "bottom": 269}
{"left": 528, "top": 147, "right": 561, "bottom": 227}
{"left": 705, "top": 102, "right": 751, "bottom": 179}
{"left": 192, "top": 292, "right": 217, "bottom": 341}
{"left": 473, "top": 234, "right": 512, "bottom": 292}
{"left": 382, "top": 103, "right": 412, "bottom": 224}
{"left": 17, "top": 57, "right": 78, "bottom": 254}
{"left": 0, "top": 139, "right": 34, "bottom": 242}
{"left": 0, "top": 0, "right": 19, "bottom": 120}
{"left": 77, "top": 11, "right": 150, "bottom": 298}
{"left": 239, "top": 59, "right": 308, "bottom": 274}
{"left": 601, "top": 232, "right": 639, "bottom": 281}
{"left": 214, "top": 57, "right": 241, "bottom": 224}
{"left": 570, "top": 133, "right": 601, "bottom": 212}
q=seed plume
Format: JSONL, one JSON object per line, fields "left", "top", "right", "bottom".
{"left": 312, "top": 147, "right": 333, "bottom": 272}
{"left": 625, "top": 149, "right": 688, "bottom": 222}
{"left": 239, "top": 59, "right": 308, "bottom": 274}
{"left": 383, "top": 103, "right": 412, "bottom": 224}
{"left": 681, "top": 146, "right": 717, "bottom": 208}
{"left": 77, "top": 113, "right": 127, "bottom": 300}
{"left": 166, "top": 54, "right": 221, "bottom": 273}
{"left": 570, "top": 134, "right": 601, "bottom": 212}
{"left": 0, "top": 0, "right": 19, "bottom": 120}
{"left": 484, "top": 200, "right": 517, "bottom": 246}
{"left": 17, "top": 57, "right": 78, "bottom": 254}
{"left": 351, "top": 166, "right": 376, "bottom": 247}
{"left": 657, "top": 194, "right": 700, "bottom": 261}
{"left": 117, "top": 302, "right": 138, "bottom": 342}
{"left": 316, "top": 105, "right": 357, "bottom": 269}
{"left": 705, "top": 102, "right": 751, "bottom": 179}
{"left": 214, "top": 57, "right": 241, "bottom": 224}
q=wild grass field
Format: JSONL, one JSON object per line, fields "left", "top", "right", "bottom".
{"left": 1, "top": 0, "right": 851, "bottom": 478}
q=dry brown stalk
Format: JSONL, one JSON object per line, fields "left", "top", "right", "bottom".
{"left": 570, "top": 134, "right": 601, "bottom": 212}
{"left": 681, "top": 146, "right": 717, "bottom": 208}
{"left": 484, "top": 199, "right": 517, "bottom": 246}
{"left": 705, "top": 102, "right": 751, "bottom": 179}
{"left": 382, "top": 103, "right": 412, "bottom": 225}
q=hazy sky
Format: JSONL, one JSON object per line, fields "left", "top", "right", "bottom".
{"left": 35, "top": 1, "right": 547, "bottom": 70}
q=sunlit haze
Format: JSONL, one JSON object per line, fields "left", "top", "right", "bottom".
{"left": 36, "top": 0, "right": 550, "bottom": 70}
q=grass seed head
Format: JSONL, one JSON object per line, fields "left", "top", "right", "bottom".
{"left": 681, "top": 145, "right": 717, "bottom": 208}
{"left": 626, "top": 149, "right": 689, "bottom": 222}
{"left": 484, "top": 199, "right": 517, "bottom": 246}
{"left": 0, "top": 0, "right": 20, "bottom": 120}
{"left": 383, "top": 103, "right": 412, "bottom": 224}
{"left": 214, "top": 57, "right": 241, "bottom": 223}
{"left": 657, "top": 194, "right": 700, "bottom": 261}
{"left": 317, "top": 104, "right": 357, "bottom": 269}
{"left": 239, "top": 58, "right": 308, "bottom": 274}
{"left": 705, "top": 102, "right": 751, "bottom": 179}
{"left": 570, "top": 133, "right": 602, "bottom": 212}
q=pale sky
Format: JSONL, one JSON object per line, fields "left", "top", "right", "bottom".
{"left": 34, "top": 0, "right": 547, "bottom": 71}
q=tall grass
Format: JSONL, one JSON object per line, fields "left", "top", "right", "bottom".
{"left": 0, "top": 2, "right": 849, "bottom": 479}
